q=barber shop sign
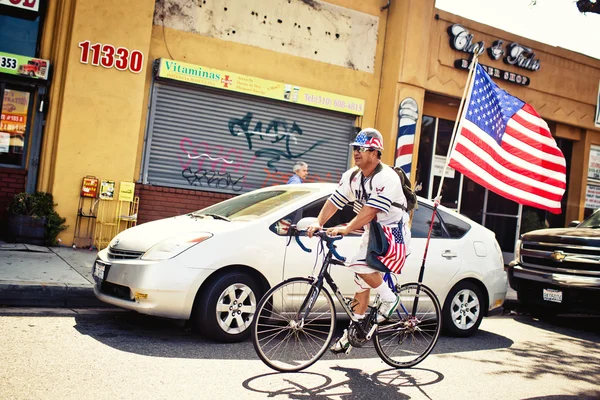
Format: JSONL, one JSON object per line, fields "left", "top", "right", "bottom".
{"left": 447, "top": 24, "right": 540, "bottom": 86}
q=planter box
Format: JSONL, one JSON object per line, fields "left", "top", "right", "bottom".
{"left": 7, "top": 214, "right": 47, "bottom": 246}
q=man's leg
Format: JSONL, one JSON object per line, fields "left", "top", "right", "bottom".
{"left": 351, "top": 272, "right": 384, "bottom": 315}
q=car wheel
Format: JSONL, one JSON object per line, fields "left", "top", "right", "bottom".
{"left": 442, "top": 281, "right": 484, "bottom": 337}
{"left": 192, "top": 272, "right": 261, "bottom": 343}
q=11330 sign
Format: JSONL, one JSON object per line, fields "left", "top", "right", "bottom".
{"left": 78, "top": 41, "right": 144, "bottom": 73}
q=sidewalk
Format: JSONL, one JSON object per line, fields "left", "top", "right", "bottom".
{"left": 0, "top": 241, "right": 109, "bottom": 308}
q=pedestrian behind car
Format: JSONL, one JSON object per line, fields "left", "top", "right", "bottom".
{"left": 287, "top": 162, "right": 308, "bottom": 184}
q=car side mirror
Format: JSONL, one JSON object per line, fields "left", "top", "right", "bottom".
{"left": 568, "top": 220, "right": 580, "bottom": 228}
{"left": 296, "top": 217, "right": 319, "bottom": 230}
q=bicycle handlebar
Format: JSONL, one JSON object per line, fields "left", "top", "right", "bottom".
{"left": 290, "top": 227, "right": 347, "bottom": 262}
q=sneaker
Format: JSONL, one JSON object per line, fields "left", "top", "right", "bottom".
{"left": 377, "top": 295, "right": 400, "bottom": 323}
{"left": 329, "top": 329, "right": 351, "bottom": 354}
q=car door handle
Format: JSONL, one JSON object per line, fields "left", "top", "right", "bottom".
{"left": 442, "top": 250, "right": 458, "bottom": 259}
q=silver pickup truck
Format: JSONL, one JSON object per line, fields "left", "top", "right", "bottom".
{"left": 507, "top": 210, "right": 600, "bottom": 316}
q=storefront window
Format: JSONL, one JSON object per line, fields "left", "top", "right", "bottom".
{"left": 0, "top": 88, "right": 31, "bottom": 166}
{"left": 415, "top": 116, "right": 434, "bottom": 198}
{"left": 0, "top": 14, "right": 40, "bottom": 57}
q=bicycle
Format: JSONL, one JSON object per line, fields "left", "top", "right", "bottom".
{"left": 251, "top": 227, "right": 442, "bottom": 372}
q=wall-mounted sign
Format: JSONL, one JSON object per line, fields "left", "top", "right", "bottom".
{"left": 156, "top": 58, "right": 366, "bottom": 116}
{"left": 588, "top": 145, "right": 600, "bottom": 180}
{"left": 81, "top": 176, "right": 99, "bottom": 198}
{"left": 99, "top": 180, "right": 115, "bottom": 200}
{"left": 585, "top": 184, "right": 600, "bottom": 209}
{"left": 595, "top": 82, "right": 600, "bottom": 128}
{"left": 0, "top": 51, "right": 49, "bottom": 80}
{"left": 0, "top": 0, "right": 39, "bottom": 12}
{"left": 455, "top": 59, "right": 530, "bottom": 86}
{"left": 118, "top": 181, "right": 135, "bottom": 202}
{"left": 447, "top": 24, "right": 541, "bottom": 74}
{"left": 78, "top": 41, "right": 144, "bottom": 73}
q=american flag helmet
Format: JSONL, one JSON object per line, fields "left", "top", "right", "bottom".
{"left": 350, "top": 128, "right": 384, "bottom": 150}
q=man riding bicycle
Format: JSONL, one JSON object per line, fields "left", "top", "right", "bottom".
{"left": 307, "top": 128, "right": 411, "bottom": 354}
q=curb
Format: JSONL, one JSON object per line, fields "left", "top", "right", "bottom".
{"left": 0, "top": 281, "right": 113, "bottom": 308}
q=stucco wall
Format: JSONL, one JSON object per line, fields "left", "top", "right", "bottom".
{"left": 41, "top": 0, "right": 156, "bottom": 245}
{"left": 154, "top": 0, "right": 379, "bottom": 73}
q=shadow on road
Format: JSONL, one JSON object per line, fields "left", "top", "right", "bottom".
{"left": 522, "top": 393, "right": 600, "bottom": 400}
{"left": 67, "top": 311, "right": 513, "bottom": 361}
{"left": 242, "top": 367, "right": 444, "bottom": 399}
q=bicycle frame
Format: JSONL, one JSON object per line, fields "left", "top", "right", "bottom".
{"left": 296, "top": 232, "right": 414, "bottom": 341}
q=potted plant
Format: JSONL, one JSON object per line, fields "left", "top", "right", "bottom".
{"left": 6, "top": 192, "right": 68, "bottom": 246}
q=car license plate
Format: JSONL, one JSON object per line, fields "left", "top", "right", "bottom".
{"left": 543, "top": 288, "right": 562, "bottom": 303}
{"left": 93, "top": 262, "right": 107, "bottom": 280}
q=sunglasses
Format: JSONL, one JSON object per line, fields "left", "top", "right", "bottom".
{"left": 352, "top": 146, "right": 376, "bottom": 153}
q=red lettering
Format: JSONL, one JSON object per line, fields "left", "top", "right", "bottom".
{"left": 90, "top": 43, "right": 101, "bottom": 66}
{"left": 129, "top": 50, "right": 143, "bottom": 73}
{"left": 78, "top": 40, "right": 90, "bottom": 64}
{"left": 100, "top": 44, "right": 116, "bottom": 68}
{"left": 115, "top": 47, "right": 129, "bottom": 70}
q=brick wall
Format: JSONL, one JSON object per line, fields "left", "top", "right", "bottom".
{"left": 0, "top": 168, "right": 27, "bottom": 238}
{"left": 135, "top": 184, "right": 235, "bottom": 225}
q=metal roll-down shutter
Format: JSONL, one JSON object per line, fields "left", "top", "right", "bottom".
{"left": 142, "top": 81, "right": 356, "bottom": 194}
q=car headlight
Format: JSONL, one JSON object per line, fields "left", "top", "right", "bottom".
{"left": 141, "top": 232, "right": 213, "bottom": 261}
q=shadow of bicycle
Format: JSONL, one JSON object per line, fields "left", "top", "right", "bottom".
{"left": 243, "top": 366, "right": 444, "bottom": 399}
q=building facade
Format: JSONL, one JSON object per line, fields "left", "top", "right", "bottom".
{"left": 1, "top": 0, "right": 599, "bottom": 259}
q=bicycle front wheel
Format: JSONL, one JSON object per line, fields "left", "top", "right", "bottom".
{"left": 251, "top": 277, "right": 336, "bottom": 372}
{"left": 374, "top": 283, "right": 442, "bottom": 368}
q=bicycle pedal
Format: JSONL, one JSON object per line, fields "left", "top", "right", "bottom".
{"left": 344, "top": 345, "right": 353, "bottom": 355}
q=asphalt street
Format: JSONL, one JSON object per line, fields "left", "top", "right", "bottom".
{"left": 0, "top": 308, "right": 598, "bottom": 400}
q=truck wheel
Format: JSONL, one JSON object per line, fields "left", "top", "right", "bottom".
{"left": 442, "top": 281, "right": 484, "bottom": 337}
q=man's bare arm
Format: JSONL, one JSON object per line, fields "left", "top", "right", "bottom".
{"left": 343, "top": 205, "right": 378, "bottom": 233}
{"left": 316, "top": 200, "right": 339, "bottom": 226}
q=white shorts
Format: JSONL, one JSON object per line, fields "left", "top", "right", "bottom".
{"left": 348, "top": 232, "right": 380, "bottom": 275}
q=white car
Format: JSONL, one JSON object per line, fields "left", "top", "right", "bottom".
{"left": 92, "top": 183, "right": 507, "bottom": 342}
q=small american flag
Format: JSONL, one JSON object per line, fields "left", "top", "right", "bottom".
{"left": 449, "top": 64, "right": 566, "bottom": 214}
{"left": 377, "top": 225, "right": 407, "bottom": 274}
{"left": 354, "top": 130, "right": 383, "bottom": 149}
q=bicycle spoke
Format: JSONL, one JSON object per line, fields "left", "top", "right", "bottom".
{"left": 252, "top": 278, "right": 336, "bottom": 372}
{"left": 374, "top": 283, "right": 442, "bottom": 369}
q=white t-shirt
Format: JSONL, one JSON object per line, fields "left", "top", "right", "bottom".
{"left": 328, "top": 163, "right": 411, "bottom": 249}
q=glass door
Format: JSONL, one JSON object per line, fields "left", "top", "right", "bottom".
{"left": 482, "top": 190, "right": 521, "bottom": 264}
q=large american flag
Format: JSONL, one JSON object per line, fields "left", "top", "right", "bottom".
{"left": 449, "top": 64, "right": 566, "bottom": 214}
{"left": 378, "top": 225, "right": 407, "bottom": 274}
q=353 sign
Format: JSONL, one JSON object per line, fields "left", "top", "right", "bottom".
{"left": 78, "top": 41, "right": 144, "bottom": 73}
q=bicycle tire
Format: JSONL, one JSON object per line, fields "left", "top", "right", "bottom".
{"left": 251, "top": 277, "right": 336, "bottom": 372}
{"left": 373, "top": 283, "right": 442, "bottom": 368}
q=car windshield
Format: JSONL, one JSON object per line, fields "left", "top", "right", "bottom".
{"left": 577, "top": 209, "right": 600, "bottom": 228}
{"left": 192, "top": 188, "right": 315, "bottom": 220}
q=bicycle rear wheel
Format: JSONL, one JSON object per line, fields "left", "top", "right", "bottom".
{"left": 374, "top": 283, "right": 442, "bottom": 368}
{"left": 252, "top": 277, "right": 336, "bottom": 372}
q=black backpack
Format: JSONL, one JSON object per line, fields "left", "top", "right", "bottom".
{"left": 349, "top": 163, "right": 418, "bottom": 212}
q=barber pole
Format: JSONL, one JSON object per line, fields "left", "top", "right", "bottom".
{"left": 394, "top": 98, "right": 419, "bottom": 177}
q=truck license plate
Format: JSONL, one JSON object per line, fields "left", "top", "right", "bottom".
{"left": 543, "top": 288, "right": 562, "bottom": 303}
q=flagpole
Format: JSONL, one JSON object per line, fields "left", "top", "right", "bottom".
{"left": 411, "top": 50, "right": 481, "bottom": 317}
{"left": 435, "top": 52, "right": 480, "bottom": 201}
